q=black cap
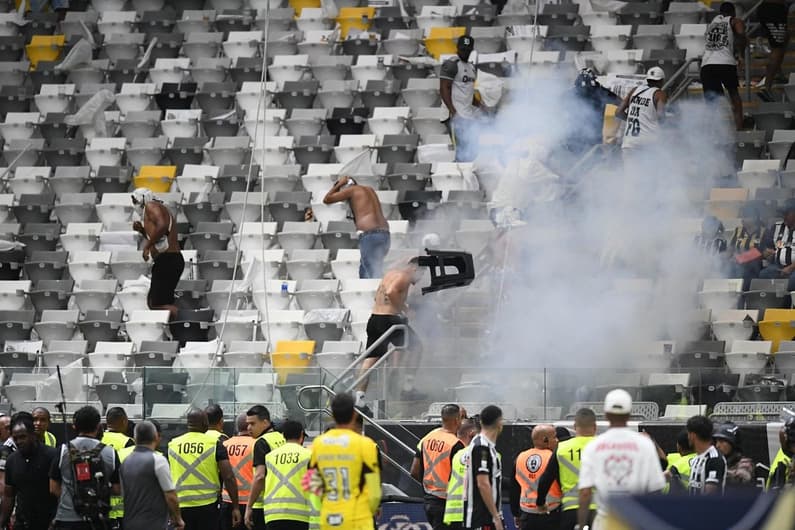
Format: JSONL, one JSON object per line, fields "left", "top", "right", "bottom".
{"left": 713, "top": 422, "right": 739, "bottom": 447}
{"left": 458, "top": 35, "right": 474, "bottom": 50}
{"left": 555, "top": 426, "right": 572, "bottom": 442}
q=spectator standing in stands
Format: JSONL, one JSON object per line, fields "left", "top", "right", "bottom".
{"left": 101, "top": 407, "right": 134, "bottom": 526}
{"left": 355, "top": 258, "right": 424, "bottom": 408}
{"left": 122, "top": 421, "right": 184, "bottom": 530}
{"left": 760, "top": 198, "right": 795, "bottom": 289}
{"left": 510, "top": 424, "right": 561, "bottom": 530}
{"left": 713, "top": 422, "right": 755, "bottom": 489}
{"left": 440, "top": 35, "right": 481, "bottom": 162}
{"left": 565, "top": 68, "right": 620, "bottom": 159}
{"left": 49, "top": 406, "right": 121, "bottom": 530}
{"left": 766, "top": 416, "right": 794, "bottom": 489}
{"left": 168, "top": 408, "right": 240, "bottom": 530}
{"left": 246, "top": 405, "right": 286, "bottom": 530}
{"left": 700, "top": 2, "right": 746, "bottom": 130}
{"left": 536, "top": 409, "right": 597, "bottom": 530}
{"left": 444, "top": 418, "right": 480, "bottom": 528}
{"left": 463, "top": 405, "right": 504, "bottom": 530}
{"left": 616, "top": 67, "right": 667, "bottom": 162}
{"left": 206, "top": 404, "right": 229, "bottom": 442}
{"left": 33, "top": 407, "right": 57, "bottom": 447}
{"left": 410, "top": 403, "right": 464, "bottom": 529}
{"left": 687, "top": 415, "right": 727, "bottom": 495}
{"left": 323, "top": 176, "right": 390, "bottom": 279}
{"left": 223, "top": 414, "right": 253, "bottom": 530}
{"left": 695, "top": 215, "right": 729, "bottom": 256}
{"left": 578, "top": 390, "right": 666, "bottom": 530}
{"left": 728, "top": 203, "right": 767, "bottom": 291}
{"left": 262, "top": 420, "right": 312, "bottom": 530}
{"left": 0, "top": 415, "right": 58, "bottom": 530}
{"left": 131, "top": 187, "right": 184, "bottom": 321}
{"left": 757, "top": 0, "right": 790, "bottom": 101}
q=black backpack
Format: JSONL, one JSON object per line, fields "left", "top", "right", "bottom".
{"left": 67, "top": 442, "right": 111, "bottom": 522}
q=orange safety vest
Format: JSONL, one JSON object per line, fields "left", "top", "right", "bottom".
{"left": 515, "top": 448, "right": 562, "bottom": 514}
{"left": 223, "top": 435, "right": 256, "bottom": 505}
{"left": 420, "top": 429, "right": 460, "bottom": 498}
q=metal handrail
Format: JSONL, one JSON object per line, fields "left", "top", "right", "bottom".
{"left": 329, "top": 324, "right": 409, "bottom": 389}
{"left": 662, "top": 57, "right": 701, "bottom": 93}
{"left": 295, "top": 383, "right": 422, "bottom": 485}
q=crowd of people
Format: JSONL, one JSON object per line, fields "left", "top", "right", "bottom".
{"left": 0, "top": 392, "right": 790, "bottom": 529}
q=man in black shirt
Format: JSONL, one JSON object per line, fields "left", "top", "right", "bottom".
{"left": 0, "top": 416, "right": 58, "bottom": 529}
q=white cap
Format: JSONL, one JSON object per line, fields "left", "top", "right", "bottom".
{"left": 604, "top": 389, "right": 633, "bottom": 415}
{"left": 646, "top": 66, "right": 665, "bottom": 81}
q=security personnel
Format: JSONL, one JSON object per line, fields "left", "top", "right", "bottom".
{"left": 767, "top": 417, "right": 795, "bottom": 490}
{"left": 410, "top": 404, "right": 463, "bottom": 530}
{"left": 665, "top": 429, "right": 696, "bottom": 493}
{"left": 169, "top": 408, "right": 241, "bottom": 530}
{"left": 207, "top": 403, "right": 229, "bottom": 442}
{"left": 246, "top": 405, "right": 287, "bottom": 530}
{"left": 223, "top": 414, "right": 255, "bottom": 530}
{"left": 32, "top": 407, "right": 57, "bottom": 447}
{"left": 262, "top": 420, "right": 312, "bottom": 530}
{"left": 443, "top": 418, "right": 479, "bottom": 528}
{"left": 101, "top": 407, "right": 135, "bottom": 525}
{"left": 536, "top": 408, "right": 597, "bottom": 530}
{"left": 511, "top": 425, "right": 561, "bottom": 530}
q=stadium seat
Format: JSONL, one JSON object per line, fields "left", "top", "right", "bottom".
{"left": 737, "top": 160, "right": 779, "bottom": 194}
{"left": 72, "top": 279, "right": 117, "bottom": 313}
{"left": 215, "top": 309, "right": 260, "bottom": 348}
{"left": 303, "top": 308, "right": 348, "bottom": 347}
{"left": 271, "top": 339, "right": 315, "bottom": 383}
{"left": 169, "top": 308, "right": 214, "bottom": 345}
{"left": 321, "top": 221, "right": 358, "bottom": 253}
{"left": 34, "top": 309, "right": 79, "bottom": 344}
{"left": 734, "top": 130, "right": 766, "bottom": 166}
{"left": 12, "top": 193, "right": 53, "bottom": 225}
{"left": 252, "top": 280, "right": 296, "bottom": 313}
{"left": 589, "top": 25, "right": 631, "bottom": 53}
{"left": 205, "top": 279, "right": 249, "bottom": 316}
{"left": 26, "top": 35, "right": 64, "bottom": 69}
{"left": 59, "top": 223, "right": 101, "bottom": 253}
{"left": 260, "top": 310, "right": 304, "bottom": 344}
{"left": 752, "top": 103, "right": 795, "bottom": 141}
{"left": 187, "top": 222, "right": 233, "bottom": 253}
{"left": 746, "top": 279, "right": 791, "bottom": 311}
{"left": 244, "top": 108, "right": 286, "bottom": 138}
{"left": 294, "top": 279, "right": 339, "bottom": 311}
{"left": 235, "top": 370, "right": 275, "bottom": 400}
{"left": 268, "top": 191, "right": 311, "bottom": 224}
{"left": 28, "top": 278, "right": 72, "bottom": 314}
{"left": 120, "top": 113, "right": 161, "bottom": 144}
{"left": 339, "top": 279, "right": 380, "bottom": 313}
{"left": 776, "top": 342, "right": 795, "bottom": 373}
{"left": 223, "top": 340, "right": 268, "bottom": 369}
{"left": 316, "top": 340, "right": 360, "bottom": 378}
{"left": 125, "top": 310, "right": 170, "bottom": 347}
{"left": 768, "top": 130, "right": 795, "bottom": 161}
{"left": 117, "top": 83, "right": 157, "bottom": 114}
{"left": 726, "top": 340, "right": 772, "bottom": 374}
{"left": 712, "top": 309, "right": 758, "bottom": 343}
{"left": 182, "top": 192, "right": 224, "bottom": 227}
{"left": 224, "top": 192, "right": 265, "bottom": 228}
{"left": 197, "top": 250, "right": 240, "bottom": 282}
{"left": 699, "top": 279, "right": 743, "bottom": 314}
{"left": 42, "top": 338, "right": 87, "bottom": 370}
{"left": 85, "top": 137, "right": 126, "bottom": 173}
{"left": 161, "top": 110, "right": 202, "bottom": 141}
{"left": 0, "top": 309, "right": 34, "bottom": 344}
{"left": 284, "top": 109, "right": 327, "bottom": 138}
{"left": 285, "top": 248, "right": 329, "bottom": 281}
{"left": 294, "top": 136, "right": 335, "bottom": 169}
{"left": 664, "top": 2, "right": 704, "bottom": 25}
{"left": 660, "top": 404, "right": 706, "bottom": 420}
{"left": 330, "top": 249, "right": 360, "bottom": 280}
{"left": 233, "top": 222, "right": 277, "bottom": 253}
{"left": 310, "top": 56, "right": 353, "bottom": 84}
{"left": 116, "top": 280, "right": 150, "bottom": 316}
{"left": 298, "top": 29, "right": 337, "bottom": 60}
{"left": 638, "top": 373, "right": 689, "bottom": 411}
{"left": 278, "top": 222, "right": 321, "bottom": 252}
{"left": 401, "top": 78, "right": 441, "bottom": 111}
{"left": 605, "top": 49, "right": 643, "bottom": 75}
{"left": 134, "top": 339, "right": 179, "bottom": 368}
{"left": 759, "top": 309, "right": 795, "bottom": 352}
{"left": 545, "top": 25, "right": 590, "bottom": 52}
{"left": 79, "top": 309, "right": 123, "bottom": 347}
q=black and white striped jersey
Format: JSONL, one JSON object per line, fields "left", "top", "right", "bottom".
{"left": 689, "top": 445, "right": 726, "bottom": 495}
{"left": 463, "top": 433, "right": 502, "bottom": 528}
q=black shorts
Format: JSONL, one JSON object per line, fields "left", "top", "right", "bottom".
{"left": 701, "top": 64, "right": 739, "bottom": 96}
{"left": 759, "top": 2, "right": 789, "bottom": 48}
{"left": 366, "top": 314, "right": 420, "bottom": 358}
{"left": 149, "top": 251, "right": 185, "bottom": 307}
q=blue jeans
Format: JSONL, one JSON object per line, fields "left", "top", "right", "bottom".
{"left": 759, "top": 262, "right": 795, "bottom": 291}
{"left": 359, "top": 230, "right": 390, "bottom": 279}
{"left": 452, "top": 116, "right": 479, "bottom": 162}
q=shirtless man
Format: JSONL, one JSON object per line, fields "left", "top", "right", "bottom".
{"left": 323, "top": 176, "right": 390, "bottom": 279}
{"left": 355, "top": 258, "right": 423, "bottom": 407}
{"left": 131, "top": 188, "right": 183, "bottom": 320}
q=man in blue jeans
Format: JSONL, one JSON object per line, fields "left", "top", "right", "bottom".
{"left": 323, "top": 175, "right": 391, "bottom": 278}
{"left": 760, "top": 198, "right": 795, "bottom": 290}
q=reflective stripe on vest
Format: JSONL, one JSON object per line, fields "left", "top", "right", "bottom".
{"left": 767, "top": 449, "right": 793, "bottom": 490}
{"left": 558, "top": 436, "right": 594, "bottom": 512}
{"left": 44, "top": 431, "right": 56, "bottom": 448}
{"left": 109, "top": 443, "right": 135, "bottom": 518}
{"left": 102, "top": 431, "right": 133, "bottom": 452}
{"left": 262, "top": 444, "right": 311, "bottom": 523}
{"left": 515, "top": 448, "right": 561, "bottom": 514}
{"left": 223, "top": 436, "right": 256, "bottom": 505}
{"left": 252, "top": 430, "right": 287, "bottom": 509}
{"left": 168, "top": 433, "right": 220, "bottom": 507}
{"left": 443, "top": 448, "right": 467, "bottom": 524}
{"left": 308, "top": 492, "right": 321, "bottom": 530}
{"left": 421, "top": 429, "right": 459, "bottom": 498}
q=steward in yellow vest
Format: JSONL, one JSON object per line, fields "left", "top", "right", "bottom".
{"left": 102, "top": 407, "right": 135, "bottom": 522}
{"left": 168, "top": 408, "right": 241, "bottom": 528}
{"left": 510, "top": 424, "right": 562, "bottom": 530}
{"left": 536, "top": 409, "right": 597, "bottom": 530}
{"left": 444, "top": 418, "right": 479, "bottom": 527}
{"left": 263, "top": 420, "right": 312, "bottom": 528}
{"left": 244, "top": 405, "right": 286, "bottom": 530}
{"left": 32, "top": 407, "right": 56, "bottom": 447}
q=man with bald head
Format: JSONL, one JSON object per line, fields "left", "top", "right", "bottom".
{"left": 168, "top": 408, "right": 240, "bottom": 530}
{"left": 222, "top": 414, "right": 254, "bottom": 530}
{"left": 511, "top": 425, "right": 560, "bottom": 530}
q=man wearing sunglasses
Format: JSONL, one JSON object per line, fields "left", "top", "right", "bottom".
{"left": 131, "top": 188, "right": 183, "bottom": 320}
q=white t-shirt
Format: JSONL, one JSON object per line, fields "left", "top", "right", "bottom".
{"left": 440, "top": 56, "right": 478, "bottom": 120}
{"left": 578, "top": 428, "right": 666, "bottom": 517}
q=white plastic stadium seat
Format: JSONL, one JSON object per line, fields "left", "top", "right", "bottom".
{"left": 85, "top": 137, "right": 126, "bottom": 172}
{"left": 589, "top": 25, "right": 631, "bottom": 53}
{"left": 35, "top": 84, "right": 76, "bottom": 115}
{"left": 712, "top": 310, "right": 758, "bottom": 343}
{"left": 316, "top": 340, "right": 361, "bottom": 377}
{"left": 0, "top": 112, "right": 40, "bottom": 142}
{"left": 368, "top": 107, "right": 410, "bottom": 137}
{"left": 251, "top": 136, "right": 294, "bottom": 166}
{"left": 252, "top": 280, "right": 297, "bottom": 312}
{"left": 605, "top": 49, "right": 643, "bottom": 75}
{"left": 506, "top": 24, "right": 548, "bottom": 54}
{"left": 234, "top": 222, "right": 278, "bottom": 252}
{"left": 268, "top": 55, "right": 311, "bottom": 84}
{"left": 737, "top": 160, "right": 779, "bottom": 193}
{"left": 334, "top": 135, "right": 375, "bottom": 164}
{"left": 236, "top": 371, "right": 275, "bottom": 401}
{"left": 224, "top": 340, "right": 269, "bottom": 369}
{"left": 215, "top": 310, "right": 260, "bottom": 348}
{"left": 278, "top": 222, "right": 321, "bottom": 252}
{"left": 116, "top": 83, "right": 157, "bottom": 114}
{"left": 260, "top": 310, "right": 305, "bottom": 344}
{"left": 331, "top": 249, "right": 361, "bottom": 280}
{"left": 245, "top": 108, "right": 287, "bottom": 138}
{"left": 72, "top": 279, "right": 117, "bottom": 313}
{"left": 95, "top": 193, "right": 135, "bottom": 226}
{"left": 350, "top": 55, "right": 394, "bottom": 83}
{"left": 698, "top": 279, "right": 743, "bottom": 314}
{"left": 125, "top": 310, "right": 170, "bottom": 347}
{"left": 726, "top": 340, "right": 772, "bottom": 374}
{"left": 60, "top": 223, "right": 103, "bottom": 253}
{"left": 286, "top": 249, "right": 329, "bottom": 281}
{"left": 675, "top": 24, "right": 707, "bottom": 60}
{"left": 116, "top": 280, "right": 150, "bottom": 315}
{"left": 0, "top": 280, "right": 30, "bottom": 311}
{"left": 89, "top": 341, "right": 134, "bottom": 381}
{"left": 340, "top": 279, "right": 381, "bottom": 313}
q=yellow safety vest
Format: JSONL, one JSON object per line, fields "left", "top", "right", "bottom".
{"left": 665, "top": 452, "right": 695, "bottom": 493}
{"left": 102, "top": 431, "right": 134, "bottom": 520}
{"left": 263, "top": 443, "right": 311, "bottom": 523}
{"left": 168, "top": 431, "right": 221, "bottom": 508}
{"left": 443, "top": 448, "right": 467, "bottom": 524}
{"left": 252, "top": 430, "right": 286, "bottom": 509}
{"left": 308, "top": 492, "right": 321, "bottom": 530}
{"left": 44, "top": 431, "right": 56, "bottom": 447}
{"left": 767, "top": 449, "right": 793, "bottom": 490}
{"left": 208, "top": 429, "right": 228, "bottom": 441}
{"left": 557, "top": 436, "right": 595, "bottom": 512}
